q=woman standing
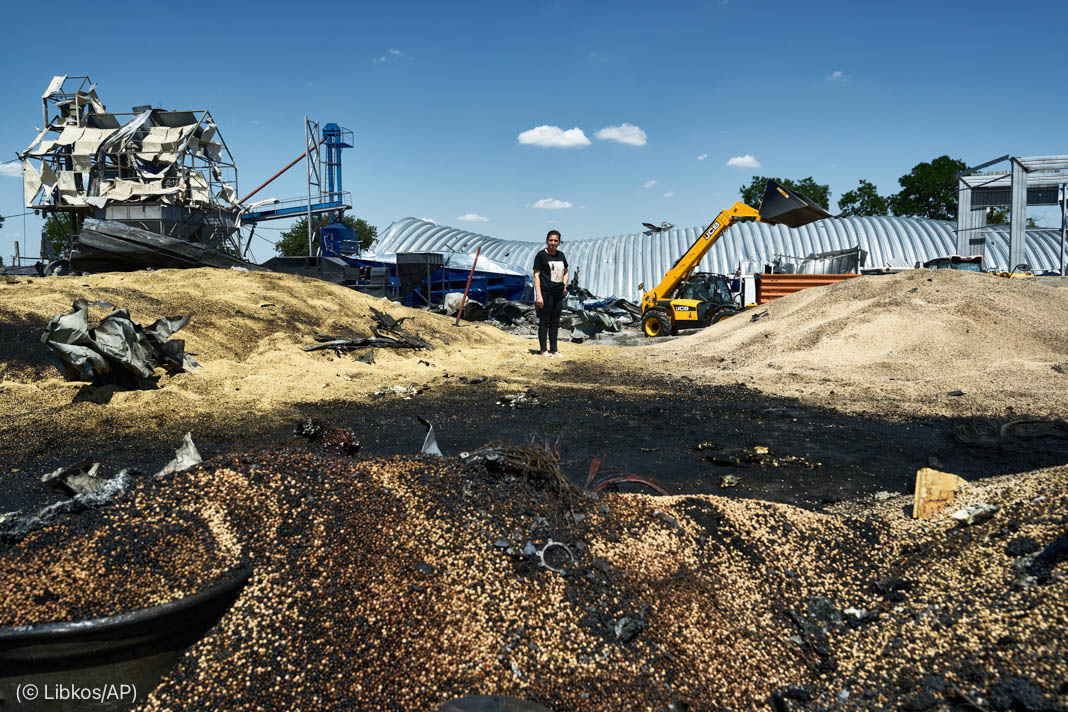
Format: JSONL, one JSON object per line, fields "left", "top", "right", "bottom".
{"left": 532, "top": 230, "right": 569, "bottom": 358}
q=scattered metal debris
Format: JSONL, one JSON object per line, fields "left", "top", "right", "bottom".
{"left": 41, "top": 459, "right": 106, "bottom": 496}
{"left": 373, "top": 384, "right": 424, "bottom": 399}
{"left": 419, "top": 416, "right": 443, "bottom": 456}
{"left": 696, "top": 442, "right": 821, "bottom": 469}
{"left": 533, "top": 539, "right": 575, "bottom": 574}
{"left": 719, "top": 474, "right": 740, "bottom": 488}
{"left": 154, "top": 433, "right": 202, "bottom": 478}
{"left": 2, "top": 469, "right": 134, "bottom": 543}
{"left": 951, "top": 503, "right": 998, "bottom": 526}
{"left": 305, "top": 307, "right": 434, "bottom": 354}
{"left": 442, "top": 296, "right": 641, "bottom": 343}
{"left": 42, "top": 299, "right": 198, "bottom": 387}
{"left": 497, "top": 390, "right": 538, "bottom": 408}
{"left": 613, "top": 613, "right": 646, "bottom": 643}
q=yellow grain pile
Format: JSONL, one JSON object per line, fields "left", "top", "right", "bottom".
{"left": 645, "top": 270, "right": 1068, "bottom": 418}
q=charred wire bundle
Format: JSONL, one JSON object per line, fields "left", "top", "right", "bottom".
{"left": 293, "top": 418, "right": 361, "bottom": 456}
{"left": 461, "top": 442, "right": 573, "bottom": 496}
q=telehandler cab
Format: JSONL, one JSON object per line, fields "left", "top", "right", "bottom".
{"left": 639, "top": 180, "right": 833, "bottom": 337}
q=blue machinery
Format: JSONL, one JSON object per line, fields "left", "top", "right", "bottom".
{"left": 245, "top": 120, "right": 528, "bottom": 305}
{"left": 241, "top": 122, "right": 354, "bottom": 225}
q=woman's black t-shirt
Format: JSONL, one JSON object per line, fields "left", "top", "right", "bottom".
{"left": 533, "top": 249, "right": 568, "bottom": 292}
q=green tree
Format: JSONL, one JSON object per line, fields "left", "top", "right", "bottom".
{"left": 275, "top": 214, "right": 377, "bottom": 256}
{"left": 889, "top": 155, "right": 967, "bottom": 220}
{"left": 42, "top": 214, "right": 74, "bottom": 258}
{"left": 986, "top": 208, "right": 1038, "bottom": 227}
{"left": 987, "top": 207, "right": 1007, "bottom": 224}
{"left": 837, "top": 179, "right": 890, "bottom": 216}
{"left": 739, "top": 176, "right": 831, "bottom": 210}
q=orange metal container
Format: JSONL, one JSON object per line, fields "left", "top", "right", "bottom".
{"left": 755, "top": 273, "right": 860, "bottom": 304}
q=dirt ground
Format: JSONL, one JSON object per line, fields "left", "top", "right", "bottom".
{"left": 1, "top": 268, "right": 1065, "bottom": 515}
{"left": 1, "top": 267, "right": 1067, "bottom": 711}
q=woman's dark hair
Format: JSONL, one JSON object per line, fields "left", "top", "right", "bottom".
{"left": 546, "top": 230, "right": 561, "bottom": 241}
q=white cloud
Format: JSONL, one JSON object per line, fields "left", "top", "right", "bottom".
{"left": 643, "top": 179, "right": 659, "bottom": 189}
{"left": 594, "top": 123, "right": 647, "bottom": 146}
{"left": 547, "top": 219, "right": 558, "bottom": 224}
{"left": 726, "top": 154, "right": 760, "bottom": 168}
{"left": 529, "top": 198, "right": 573, "bottom": 210}
{"left": 0, "top": 162, "right": 22, "bottom": 177}
{"left": 826, "top": 70, "right": 846, "bottom": 81}
{"left": 696, "top": 153, "right": 708, "bottom": 161}
{"left": 663, "top": 192, "right": 674, "bottom": 198}
{"left": 375, "top": 49, "right": 406, "bottom": 64}
{"left": 457, "top": 213, "right": 489, "bottom": 222}
{"left": 517, "top": 125, "right": 590, "bottom": 148}
{"left": 419, "top": 217, "right": 436, "bottom": 224}
{"left": 250, "top": 119, "right": 260, "bottom": 126}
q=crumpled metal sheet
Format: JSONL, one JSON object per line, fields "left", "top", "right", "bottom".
{"left": 72, "top": 219, "right": 264, "bottom": 273}
{"left": 155, "top": 432, "right": 202, "bottom": 478}
{"left": 2, "top": 469, "right": 134, "bottom": 543}
{"left": 41, "top": 459, "right": 106, "bottom": 497}
{"left": 42, "top": 299, "right": 199, "bottom": 386}
{"left": 418, "top": 416, "right": 443, "bottom": 456}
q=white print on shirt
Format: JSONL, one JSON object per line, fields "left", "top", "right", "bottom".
{"left": 548, "top": 260, "right": 566, "bottom": 283}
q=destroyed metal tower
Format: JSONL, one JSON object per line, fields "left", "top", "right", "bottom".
{"left": 19, "top": 75, "right": 242, "bottom": 254}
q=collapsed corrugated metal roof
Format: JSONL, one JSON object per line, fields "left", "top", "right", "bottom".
{"left": 372, "top": 217, "right": 1066, "bottom": 299}
{"left": 19, "top": 75, "right": 238, "bottom": 219}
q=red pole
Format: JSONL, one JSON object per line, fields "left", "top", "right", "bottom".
{"left": 454, "top": 246, "right": 481, "bottom": 326}
{"left": 238, "top": 136, "right": 327, "bottom": 205}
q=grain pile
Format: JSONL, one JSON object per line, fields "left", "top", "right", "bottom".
{"left": 645, "top": 270, "right": 1068, "bottom": 419}
{"left": 0, "top": 268, "right": 545, "bottom": 500}
{"left": 1, "top": 445, "right": 882, "bottom": 710}
{"left": 0, "top": 486, "right": 241, "bottom": 626}
{"left": 4, "top": 443, "right": 1065, "bottom": 711}
{"left": 810, "top": 466, "right": 1068, "bottom": 711}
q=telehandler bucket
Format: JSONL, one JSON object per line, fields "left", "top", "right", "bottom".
{"left": 758, "top": 180, "right": 834, "bottom": 227}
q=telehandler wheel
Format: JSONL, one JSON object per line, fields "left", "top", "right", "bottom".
{"left": 708, "top": 306, "right": 742, "bottom": 326}
{"left": 642, "top": 309, "right": 672, "bottom": 337}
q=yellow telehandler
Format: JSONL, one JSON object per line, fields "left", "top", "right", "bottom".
{"left": 639, "top": 181, "right": 833, "bottom": 337}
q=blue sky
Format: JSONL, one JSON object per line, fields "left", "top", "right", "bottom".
{"left": 1, "top": 0, "right": 1066, "bottom": 264}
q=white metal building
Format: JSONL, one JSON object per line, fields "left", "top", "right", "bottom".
{"left": 370, "top": 217, "right": 1066, "bottom": 300}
